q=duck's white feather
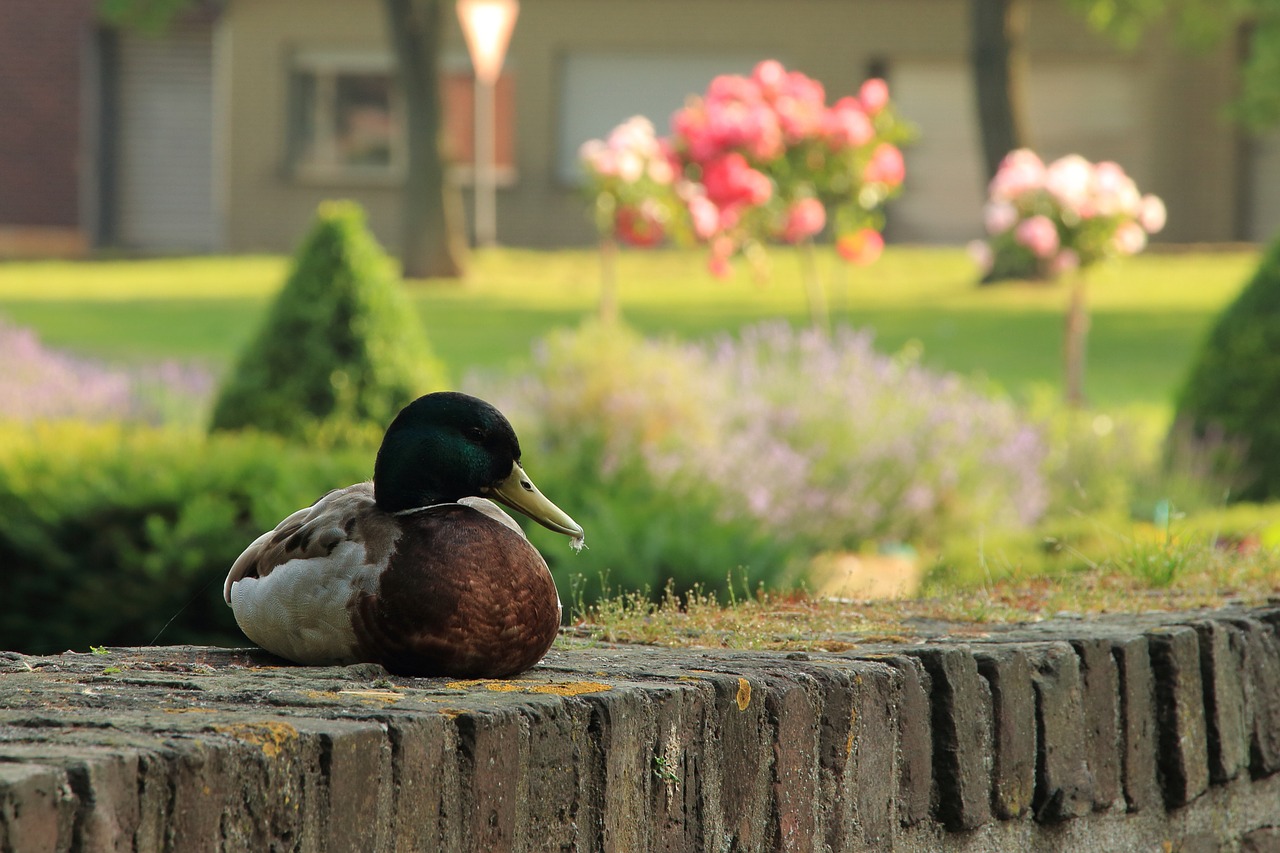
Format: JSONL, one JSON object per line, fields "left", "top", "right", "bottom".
{"left": 229, "top": 540, "right": 382, "bottom": 665}
{"left": 224, "top": 483, "right": 395, "bottom": 665}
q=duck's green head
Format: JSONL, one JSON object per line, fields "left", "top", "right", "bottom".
{"left": 373, "top": 391, "right": 583, "bottom": 541}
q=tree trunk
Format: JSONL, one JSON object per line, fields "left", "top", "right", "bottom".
{"left": 383, "top": 0, "right": 467, "bottom": 279}
{"left": 1063, "top": 272, "right": 1090, "bottom": 407}
{"left": 970, "top": 0, "right": 1030, "bottom": 183}
{"left": 598, "top": 235, "right": 619, "bottom": 324}
{"left": 799, "top": 240, "right": 830, "bottom": 335}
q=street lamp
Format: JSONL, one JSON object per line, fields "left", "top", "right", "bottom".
{"left": 456, "top": 0, "right": 518, "bottom": 247}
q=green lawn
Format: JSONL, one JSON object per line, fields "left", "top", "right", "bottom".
{"left": 0, "top": 246, "right": 1258, "bottom": 418}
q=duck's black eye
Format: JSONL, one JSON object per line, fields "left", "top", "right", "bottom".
{"left": 467, "top": 426, "right": 486, "bottom": 441}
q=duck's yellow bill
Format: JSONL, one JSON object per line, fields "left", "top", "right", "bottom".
{"left": 487, "top": 462, "right": 585, "bottom": 548}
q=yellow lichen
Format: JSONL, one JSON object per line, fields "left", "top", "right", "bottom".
{"left": 529, "top": 681, "right": 612, "bottom": 697}
{"left": 845, "top": 706, "right": 858, "bottom": 757}
{"left": 736, "top": 678, "right": 751, "bottom": 711}
{"left": 336, "top": 689, "right": 403, "bottom": 703}
{"left": 445, "top": 679, "right": 612, "bottom": 696}
{"left": 212, "top": 721, "right": 299, "bottom": 758}
{"left": 300, "top": 690, "right": 341, "bottom": 702}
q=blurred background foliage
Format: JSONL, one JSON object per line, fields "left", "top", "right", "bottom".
{"left": 1, "top": 211, "right": 1278, "bottom": 653}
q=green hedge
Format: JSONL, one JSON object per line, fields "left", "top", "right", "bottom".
{"left": 210, "top": 201, "right": 446, "bottom": 438}
{"left": 0, "top": 416, "right": 797, "bottom": 654}
{"left": 0, "top": 423, "right": 372, "bottom": 654}
{"left": 1172, "top": 236, "right": 1280, "bottom": 501}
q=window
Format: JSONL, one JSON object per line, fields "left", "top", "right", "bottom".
{"left": 286, "top": 49, "right": 515, "bottom": 185}
{"left": 289, "top": 51, "right": 403, "bottom": 181}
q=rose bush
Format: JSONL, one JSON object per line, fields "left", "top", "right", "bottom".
{"left": 969, "top": 149, "right": 1166, "bottom": 282}
{"left": 579, "top": 61, "right": 913, "bottom": 278}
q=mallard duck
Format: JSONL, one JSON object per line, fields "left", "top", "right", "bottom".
{"left": 223, "top": 391, "right": 584, "bottom": 678}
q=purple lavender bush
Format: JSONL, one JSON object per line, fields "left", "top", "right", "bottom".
{"left": 471, "top": 321, "right": 1048, "bottom": 596}
{"left": 692, "top": 323, "right": 1047, "bottom": 545}
{"left": 0, "top": 321, "right": 213, "bottom": 425}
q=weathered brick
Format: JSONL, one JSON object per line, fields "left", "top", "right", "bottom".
{"left": 0, "top": 762, "right": 74, "bottom": 853}
{"left": 1148, "top": 626, "right": 1210, "bottom": 807}
{"left": 1071, "top": 637, "right": 1122, "bottom": 810}
{"left": 197, "top": 718, "right": 332, "bottom": 851}
{"left": 811, "top": 664, "right": 859, "bottom": 851}
{"left": 1241, "top": 825, "right": 1280, "bottom": 853}
{"left": 1028, "top": 642, "right": 1093, "bottom": 822}
{"left": 388, "top": 714, "right": 463, "bottom": 853}
{"left": 1112, "top": 635, "right": 1162, "bottom": 812}
{"left": 584, "top": 688, "right": 656, "bottom": 853}
{"left": 1194, "top": 620, "right": 1249, "bottom": 783}
{"left": 763, "top": 672, "right": 821, "bottom": 853}
{"left": 709, "top": 672, "right": 772, "bottom": 851}
{"left": 519, "top": 699, "right": 596, "bottom": 852}
{"left": 457, "top": 708, "right": 528, "bottom": 852}
{"left": 911, "top": 647, "right": 993, "bottom": 830}
{"left": 311, "top": 719, "right": 394, "bottom": 852}
{"left": 974, "top": 647, "right": 1036, "bottom": 819}
{"left": 879, "top": 655, "right": 933, "bottom": 827}
{"left": 1229, "top": 617, "right": 1280, "bottom": 777}
{"left": 67, "top": 749, "right": 144, "bottom": 852}
{"left": 848, "top": 663, "right": 902, "bottom": 846}
{"left": 650, "top": 680, "right": 716, "bottom": 851}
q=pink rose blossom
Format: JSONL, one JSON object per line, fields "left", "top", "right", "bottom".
{"left": 775, "top": 95, "right": 826, "bottom": 143}
{"left": 864, "top": 143, "right": 905, "bottom": 187}
{"left": 823, "top": 97, "right": 874, "bottom": 148}
{"left": 836, "top": 228, "right": 884, "bottom": 265}
{"left": 859, "top": 78, "right": 890, "bottom": 115}
{"left": 607, "top": 116, "right": 657, "bottom": 155}
{"left": 1113, "top": 220, "right": 1148, "bottom": 255}
{"left": 1044, "top": 155, "right": 1093, "bottom": 213}
{"left": 1049, "top": 248, "right": 1080, "bottom": 276}
{"left": 615, "top": 202, "right": 665, "bottom": 247}
{"left": 983, "top": 201, "right": 1018, "bottom": 235}
{"left": 707, "top": 73, "right": 762, "bottom": 106}
{"left": 1139, "top": 194, "right": 1166, "bottom": 233}
{"left": 708, "top": 235, "right": 736, "bottom": 278}
{"left": 615, "top": 151, "right": 644, "bottom": 183}
{"left": 780, "top": 70, "right": 825, "bottom": 108}
{"left": 702, "top": 153, "right": 773, "bottom": 208}
{"left": 1014, "top": 215, "right": 1059, "bottom": 259}
{"left": 1090, "top": 161, "right": 1141, "bottom": 216}
{"left": 989, "top": 149, "right": 1045, "bottom": 201}
{"left": 779, "top": 198, "right": 826, "bottom": 243}
{"left": 717, "top": 202, "right": 744, "bottom": 231}
{"left": 751, "top": 60, "right": 787, "bottom": 99}
{"left": 967, "top": 239, "right": 994, "bottom": 275}
{"left": 686, "top": 194, "right": 720, "bottom": 240}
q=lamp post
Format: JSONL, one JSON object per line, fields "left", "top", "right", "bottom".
{"left": 456, "top": 0, "right": 518, "bottom": 248}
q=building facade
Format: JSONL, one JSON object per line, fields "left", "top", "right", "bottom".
{"left": 2, "top": 0, "right": 1277, "bottom": 257}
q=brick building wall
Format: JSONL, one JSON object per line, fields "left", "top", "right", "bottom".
{"left": 0, "top": 0, "right": 97, "bottom": 230}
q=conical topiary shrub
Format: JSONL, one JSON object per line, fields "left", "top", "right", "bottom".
{"left": 210, "top": 201, "right": 446, "bottom": 438}
{"left": 1170, "top": 236, "right": 1280, "bottom": 500}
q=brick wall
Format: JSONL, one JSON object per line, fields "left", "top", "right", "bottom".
{"left": 3, "top": 606, "right": 1280, "bottom": 850}
{"left": 0, "top": 0, "right": 97, "bottom": 229}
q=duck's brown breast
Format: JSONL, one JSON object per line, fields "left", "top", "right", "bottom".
{"left": 348, "top": 504, "right": 561, "bottom": 678}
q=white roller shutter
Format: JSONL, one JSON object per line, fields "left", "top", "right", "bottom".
{"left": 1249, "top": 129, "right": 1280, "bottom": 242}
{"left": 116, "top": 23, "right": 217, "bottom": 252}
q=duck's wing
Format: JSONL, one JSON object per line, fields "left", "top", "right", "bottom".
{"left": 223, "top": 482, "right": 399, "bottom": 604}
{"left": 455, "top": 496, "right": 528, "bottom": 537}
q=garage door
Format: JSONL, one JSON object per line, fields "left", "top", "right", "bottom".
{"left": 1249, "top": 129, "right": 1280, "bottom": 242}
{"left": 116, "top": 23, "right": 218, "bottom": 252}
